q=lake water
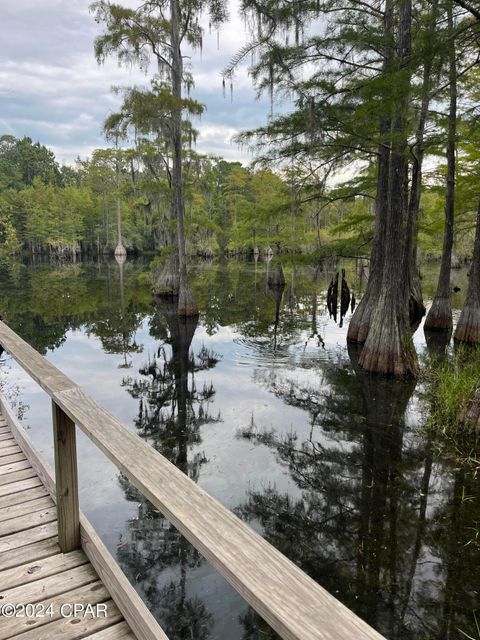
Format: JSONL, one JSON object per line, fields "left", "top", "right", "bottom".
{"left": 0, "top": 256, "right": 478, "bottom": 640}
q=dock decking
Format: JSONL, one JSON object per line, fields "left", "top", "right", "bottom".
{"left": 0, "top": 413, "right": 135, "bottom": 640}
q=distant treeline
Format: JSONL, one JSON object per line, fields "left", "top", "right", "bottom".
{"left": 0, "top": 134, "right": 325, "bottom": 259}
{"left": 0, "top": 134, "right": 473, "bottom": 263}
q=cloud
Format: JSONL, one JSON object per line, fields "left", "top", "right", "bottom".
{"left": 0, "top": 0, "right": 275, "bottom": 165}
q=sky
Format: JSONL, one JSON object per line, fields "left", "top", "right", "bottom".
{"left": 0, "top": 0, "right": 275, "bottom": 166}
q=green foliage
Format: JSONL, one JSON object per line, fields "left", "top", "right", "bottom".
{"left": 423, "top": 348, "right": 480, "bottom": 468}
{"left": 0, "top": 135, "right": 62, "bottom": 189}
{"left": 0, "top": 218, "right": 21, "bottom": 260}
{"left": 0, "top": 136, "right": 311, "bottom": 257}
{"left": 0, "top": 127, "right": 474, "bottom": 262}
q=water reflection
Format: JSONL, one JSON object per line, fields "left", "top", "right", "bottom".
{"left": 118, "top": 296, "right": 221, "bottom": 638}
{"left": 0, "top": 258, "right": 477, "bottom": 640}
{"left": 266, "top": 266, "right": 285, "bottom": 352}
{"left": 236, "top": 345, "right": 417, "bottom": 636}
{"left": 235, "top": 337, "right": 479, "bottom": 640}
{"left": 90, "top": 256, "right": 144, "bottom": 367}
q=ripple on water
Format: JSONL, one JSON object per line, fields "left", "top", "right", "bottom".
{"left": 233, "top": 330, "right": 341, "bottom": 370}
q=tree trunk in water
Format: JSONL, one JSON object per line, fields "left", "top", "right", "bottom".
{"left": 114, "top": 141, "right": 126, "bottom": 258}
{"left": 171, "top": 0, "right": 198, "bottom": 317}
{"left": 267, "top": 264, "right": 285, "bottom": 287}
{"left": 347, "top": 0, "right": 394, "bottom": 344}
{"left": 404, "top": 0, "right": 438, "bottom": 323}
{"left": 268, "top": 280, "right": 285, "bottom": 352}
{"left": 454, "top": 198, "right": 480, "bottom": 343}
{"left": 103, "top": 194, "right": 110, "bottom": 251}
{"left": 424, "top": 5, "right": 456, "bottom": 332}
{"left": 153, "top": 252, "right": 180, "bottom": 297}
{"left": 359, "top": 0, "right": 418, "bottom": 377}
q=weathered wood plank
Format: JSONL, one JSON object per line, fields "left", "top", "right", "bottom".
{"left": 0, "top": 466, "right": 36, "bottom": 486}
{"left": 0, "top": 444, "right": 21, "bottom": 458}
{"left": 54, "top": 385, "right": 386, "bottom": 640}
{"left": 0, "top": 476, "right": 42, "bottom": 497}
{"left": 0, "top": 537, "right": 60, "bottom": 571}
{"left": 0, "top": 548, "right": 87, "bottom": 590}
{"left": 3, "top": 600, "right": 122, "bottom": 640}
{"left": 0, "top": 520, "right": 57, "bottom": 553}
{"left": 0, "top": 432, "right": 13, "bottom": 442}
{"left": 0, "top": 495, "right": 54, "bottom": 523}
{"left": 52, "top": 401, "right": 80, "bottom": 552}
{"left": 85, "top": 621, "right": 136, "bottom": 640}
{"left": 0, "top": 506, "right": 57, "bottom": 536}
{"left": 0, "top": 486, "right": 49, "bottom": 510}
{"left": 0, "top": 393, "right": 168, "bottom": 640}
{"left": 0, "top": 459, "right": 30, "bottom": 475}
{"left": 0, "top": 580, "right": 108, "bottom": 640}
{"left": 0, "top": 398, "right": 55, "bottom": 495}
{"left": 0, "top": 563, "right": 98, "bottom": 606}
{"left": 0, "top": 452, "right": 27, "bottom": 467}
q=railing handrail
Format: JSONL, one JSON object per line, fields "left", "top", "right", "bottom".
{"left": 0, "top": 320, "right": 385, "bottom": 640}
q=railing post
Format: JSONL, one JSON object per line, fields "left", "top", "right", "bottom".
{"left": 52, "top": 400, "right": 80, "bottom": 552}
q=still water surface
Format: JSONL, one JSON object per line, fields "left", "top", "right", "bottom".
{"left": 0, "top": 257, "right": 478, "bottom": 640}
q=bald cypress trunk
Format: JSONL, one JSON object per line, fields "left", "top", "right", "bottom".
{"left": 358, "top": 0, "right": 418, "bottom": 377}
{"left": 153, "top": 252, "right": 180, "bottom": 297}
{"left": 424, "top": 5, "right": 456, "bottom": 332}
{"left": 347, "top": 0, "right": 393, "bottom": 344}
{"left": 454, "top": 198, "right": 480, "bottom": 343}
{"left": 404, "top": 0, "right": 438, "bottom": 323}
{"left": 347, "top": 126, "right": 390, "bottom": 343}
{"left": 171, "top": 0, "right": 198, "bottom": 317}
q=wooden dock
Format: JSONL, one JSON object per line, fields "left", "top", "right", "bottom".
{"left": 0, "top": 408, "right": 157, "bottom": 640}
{"left": 0, "top": 320, "right": 386, "bottom": 640}
{"left": 0, "top": 423, "right": 134, "bottom": 639}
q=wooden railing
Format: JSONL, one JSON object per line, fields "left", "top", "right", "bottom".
{"left": 0, "top": 320, "right": 386, "bottom": 640}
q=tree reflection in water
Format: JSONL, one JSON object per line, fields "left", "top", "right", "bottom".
{"left": 1, "top": 259, "right": 476, "bottom": 639}
{"left": 95, "top": 255, "right": 144, "bottom": 368}
{"left": 117, "top": 297, "right": 221, "bottom": 640}
{"left": 236, "top": 341, "right": 480, "bottom": 640}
